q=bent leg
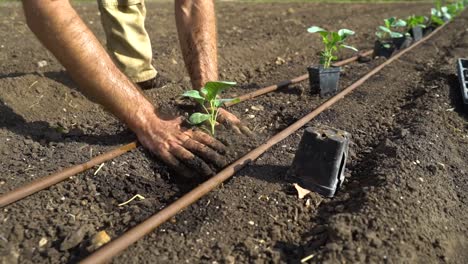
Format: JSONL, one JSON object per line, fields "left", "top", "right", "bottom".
{"left": 98, "top": 0, "right": 156, "bottom": 83}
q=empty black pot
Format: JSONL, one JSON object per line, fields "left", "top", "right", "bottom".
{"left": 373, "top": 40, "right": 396, "bottom": 58}
{"left": 307, "top": 65, "right": 341, "bottom": 97}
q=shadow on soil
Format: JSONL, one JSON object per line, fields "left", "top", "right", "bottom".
{"left": 0, "top": 98, "right": 131, "bottom": 146}
{"left": 0, "top": 70, "right": 78, "bottom": 90}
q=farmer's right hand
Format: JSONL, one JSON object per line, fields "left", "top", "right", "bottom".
{"left": 133, "top": 113, "right": 228, "bottom": 178}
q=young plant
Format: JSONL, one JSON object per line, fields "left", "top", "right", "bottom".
{"left": 447, "top": 1, "right": 465, "bottom": 17}
{"left": 405, "top": 15, "right": 428, "bottom": 30}
{"left": 182, "top": 81, "right": 239, "bottom": 135}
{"left": 375, "top": 17, "right": 407, "bottom": 48}
{"left": 307, "top": 26, "right": 357, "bottom": 69}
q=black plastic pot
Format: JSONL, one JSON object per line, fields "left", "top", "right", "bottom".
{"left": 373, "top": 40, "right": 396, "bottom": 58}
{"left": 290, "top": 126, "right": 350, "bottom": 198}
{"left": 423, "top": 25, "right": 436, "bottom": 36}
{"left": 307, "top": 65, "right": 341, "bottom": 97}
{"left": 393, "top": 35, "right": 413, "bottom": 50}
{"left": 410, "top": 26, "right": 424, "bottom": 42}
{"left": 456, "top": 58, "right": 468, "bottom": 109}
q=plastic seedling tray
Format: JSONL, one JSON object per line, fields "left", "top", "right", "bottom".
{"left": 457, "top": 58, "right": 468, "bottom": 108}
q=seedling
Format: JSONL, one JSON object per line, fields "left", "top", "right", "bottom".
{"left": 447, "top": 1, "right": 465, "bottom": 17}
{"left": 406, "top": 15, "right": 428, "bottom": 30}
{"left": 307, "top": 26, "right": 357, "bottom": 68}
{"left": 375, "top": 17, "right": 407, "bottom": 48}
{"left": 182, "top": 81, "right": 239, "bottom": 135}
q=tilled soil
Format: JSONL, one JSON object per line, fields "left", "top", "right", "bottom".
{"left": 1, "top": 2, "right": 468, "bottom": 264}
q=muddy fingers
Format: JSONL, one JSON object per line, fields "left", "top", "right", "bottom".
{"left": 191, "top": 130, "right": 227, "bottom": 154}
{"left": 217, "top": 108, "right": 252, "bottom": 136}
{"left": 157, "top": 151, "right": 196, "bottom": 179}
{"left": 170, "top": 144, "right": 214, "bottom": 177}
{"left": 182, "top": 138, "right": 227, "bottom": 168}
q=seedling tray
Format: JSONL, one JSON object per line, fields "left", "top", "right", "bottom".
{"left": 457, "top": 58, "right": 468, "bottom": 108}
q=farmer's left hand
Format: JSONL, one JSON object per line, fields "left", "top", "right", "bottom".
{"left": 217, "top": 108, "right": 251, "bottom": 135}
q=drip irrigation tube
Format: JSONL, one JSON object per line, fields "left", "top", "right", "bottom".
{"left": 225, "top": 49, "right": 373, "bottom": 107}
{"left": 0, "top": 51, "right": 369, "bottom": 208}
{"left": 0, "top": 142, "right": 137, "bottom": 207}
{"left": 80, "top": 21, "right": 448, "bottom": 264}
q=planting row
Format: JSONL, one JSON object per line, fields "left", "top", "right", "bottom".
{"left": 309, "top": 0, "right": 466, "bottom": 97}
{"left": 182, "top": 1, "right": 467, "bottom": 135}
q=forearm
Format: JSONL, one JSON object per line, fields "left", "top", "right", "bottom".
{"left": 175, "top": 0, "right": 218, "bottom": 90}
{"left": 22, "top": 0, "right": 156, "bottom": 132}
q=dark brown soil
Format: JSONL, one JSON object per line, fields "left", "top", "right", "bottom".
{"left": 1, "top": 2, "right": 468, "bottom": 264}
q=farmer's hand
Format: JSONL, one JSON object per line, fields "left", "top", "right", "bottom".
{"left": 217, "top": 108, "right": 252, "bottom": 135}
{"left": 135, "top": 115, "right": 228, "bottom": 178}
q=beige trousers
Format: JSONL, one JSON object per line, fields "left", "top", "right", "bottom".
{"left": 97, "top": 0, "right": 157, "bottom": 83}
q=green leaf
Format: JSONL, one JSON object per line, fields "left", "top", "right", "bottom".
{"left": 331, "top": 32, "right": 341, "bottom": 43}
{"left": 383, "top": 43, "right": 392, "bottom": 49}
{"left": 189, "top": 113, "right": 211, "bottom": 125}
{"left": 390, "top": 32, "right": 403, "bottom": 38}
{"left": 338, "top": 29, "right": 355, "bottom": 38}
{"left": 203, "top": 81, "right": 236, "bottom": 101}
{"left": 307, "top": 26, "right": 327, "bottom": 33}
{"left": 379, "top": 26, "right": 392, "bottom": 33}
{"left": 214, "top": 98, "right": 240, "bottom": 107}
{"left": 393, "top": 19, "right": 407, "bottom": 27}
{"left": 341, "top": 44, "right": 358, "bottom": 52}
{"left": 182, "top": 90, "right": 205, "bottom": 104}
{"left": 182, "top": 90, "right": 204, "bottom": 100}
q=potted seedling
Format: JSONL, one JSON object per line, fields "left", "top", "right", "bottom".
{"left": 182, "top": 81, "right": 239, "bottom": 135}
{"left": 374, "top": 17, "right": 409, "bottom": 58}
{"left": 447, "top": 1, "right": 465, "bottom": 17}
{"left": 307, "top": 26, "right": 357, "bottom": 97}
{"left": 405, "top": 15, "right": 428, "bottom": 41}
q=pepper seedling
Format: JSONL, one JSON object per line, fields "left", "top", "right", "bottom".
{"left": 307, "top": 26, "right": 358, "bottom": 68}
{"left": 375, "top": 17, "right": 407, "bottom": 48}
{"left": 182, "top": 81, "right": 239, "bottom": 135}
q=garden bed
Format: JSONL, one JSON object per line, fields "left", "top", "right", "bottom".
{"left": 0, "top": 2, "right": 467, "bottom": 263}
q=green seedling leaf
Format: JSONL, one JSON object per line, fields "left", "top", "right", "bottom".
{"left": 378, "top": 26, "right": 392, "bottom": 33}
{"left": 182, "top": 90, "right": 204, "bottom": 100}
{"left": 307, "top": 26, "right": 326, "bottom": 33}
{"left": 393, "top": 19, "right": 407, "bottom": 27}
{"left": 338, "top": 29, "right": 355, "bottom": 38}
{"left": 182, "top": 80, "right": 237, "bottom": 135}
{"left": 189, "top": 113, "right": 211, "bottom": 125}
{"left": 390, "top": 32, "right": 404, "bottom": 38}
{"left": 214, "top": 98, "right": 240, "bottom": 107}
{"left": 204, "top": 81, "right": 236, "bottom": 101}
{"left": 308, "top": 25, "right": 357, "bottom": 68}
{"left": 341, "top": 44, "right": 358, "bottom": 52}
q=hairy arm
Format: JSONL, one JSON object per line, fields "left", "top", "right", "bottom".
{"left": 175, "top": 0, "right": 218, "bottom": 90}
{"left": 22, "top": 0, "right": 154, "bottom": 133}
{"left": 21, "top": 0, "right": 227, "bottom": 177}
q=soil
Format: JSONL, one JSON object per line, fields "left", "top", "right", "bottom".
{"left": 1, "top": 2, "right": 468, "bottom": 264}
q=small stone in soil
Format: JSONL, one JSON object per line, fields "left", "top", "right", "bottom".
{"left": 60, "top": 227, "right": 86, "bottom": 251}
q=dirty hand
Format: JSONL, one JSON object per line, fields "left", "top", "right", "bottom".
{"left": 217, "top": 108, "right": 251, "bottom": 135}
{"left": 135, "top": 115, "right": 228, "bottom": 178}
